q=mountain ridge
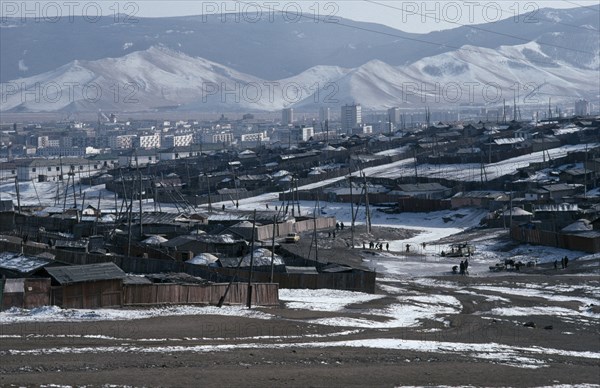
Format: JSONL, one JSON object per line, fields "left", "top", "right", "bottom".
{"left": 2, "top": 43, "right": 597, "bottom": 113}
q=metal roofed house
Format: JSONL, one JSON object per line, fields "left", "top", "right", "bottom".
{"left": 451, "top": 191, "right": 506, "bottom": 209}
{"left": 0, "top": 252, "right": 54, "bottom": 278}
{"left": 45, "top": 262, "right": 126, "bottom": 308}
{"left": 45, "top": 262, "right": 126, "bottom": 285}
{"left": 391, "top": 183, "right": 452, "bottom": 200}
{"left": 540, "top": 183, "right": 580, "bottom": 200}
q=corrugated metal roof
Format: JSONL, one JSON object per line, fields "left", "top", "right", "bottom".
{"left": 45, "top": 262, "right": 125, "bottom": 285}
{"left": 285, "top": 266, "right": 318, "bottom": 274}
{"left": 0, "top": 252, "right": 51, "bottom": 273}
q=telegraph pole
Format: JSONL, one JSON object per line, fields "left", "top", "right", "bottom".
{"left": 246, "top": 209, "right": 257, "bottom": 308}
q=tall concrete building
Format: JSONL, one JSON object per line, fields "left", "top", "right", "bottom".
{"left": 387, "top": 107, "right": 401, "bottom": 124}
{"left": 341, "top": 103, "right": 362, "bottom": 133}
{"left": 575, "top": 99, "right": 591, "bottom": 116}
{"left": 282, "top": 108, "right": 294, "bottom": 126}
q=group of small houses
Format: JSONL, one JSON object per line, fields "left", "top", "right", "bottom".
{"left": 0, "top": 209, "right": 375, "bottom": 311}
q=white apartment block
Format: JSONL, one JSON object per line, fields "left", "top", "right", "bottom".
{"left": 240, "top": 132, "right": 267, "bottom": 142}
{"left": 135, "top": 133, "right": 161, "bottom": 149}
{"left": 163, "top": 133, "right": 193, "bottom": 148}
{"left": 15, "top": 158, "right": 104, "bottom": 182}
{"left": 202, "top": 132, "right": 234, "bottom": 144}
{"left": 109, "top": 135, "right": 135, "bottom": 149}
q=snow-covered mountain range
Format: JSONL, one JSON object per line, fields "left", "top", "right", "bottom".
{"left": 1, "top": 6, "right": 598, "bottom": 112}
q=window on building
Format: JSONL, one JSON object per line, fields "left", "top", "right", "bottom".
{"left": 48, "top": 167, "right": 52, "bottom": 172}
{"left": 56, "top": 167, "right": 60, "bottom": 171}
{"left": 94, "top": 165, "right": 98, "bottom": 169}
{"left": 79, "top": 166, "right": 84, "bottom": 170}
{"left": 32, "top": 167, "right": 36, "bottom": 172}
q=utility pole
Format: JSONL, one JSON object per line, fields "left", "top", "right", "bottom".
{"left": 349, "top": 174, "right": 355, "bottom": 248}
{"left": 295, "top": 177, "right": 301, "bottom": 216}
{"left": 246, "top": 209, "right": 257, "bottom": 308}
{"left": 139, "top": 170, "right": 143, "bottom": 237}
{"left": 270, "top": 215, "right": 277, "bottom": 283}
{"left": 363, "top": 172, "right": 371, "bottom": 234}
{"left": 206, "top": 173, "right": 213, "bottom": 213}
{"left": 313, "top": 207, "right": 319, "bottom": 262}
{"left": 413, "top": 147, "right": 419, "bottom": 182}
{"left": 14, "top": 177, "right": 20, "bottom": 213}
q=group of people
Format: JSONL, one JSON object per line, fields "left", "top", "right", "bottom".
{"left": 453, "top": 258, "right": 469, "bottom": 275}
{"left": 335, "top": 222, "right": 345, "bottom": 230}
{"left": 553, "top": 256, "right": 569, "bottom": 270}
{"left": 363, "top": 241, "right": 389, "bottom": 251}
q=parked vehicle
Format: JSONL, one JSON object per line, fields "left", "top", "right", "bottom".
{"left": 285, "top": 233, "right": 300, "bottom": 243}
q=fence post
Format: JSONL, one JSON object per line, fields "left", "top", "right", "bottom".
{"left": 0, "top": 275, "right": 5, "bottom": 312}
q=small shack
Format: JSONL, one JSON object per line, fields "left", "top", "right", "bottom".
{"left": 46, "top": 262, "right": 126, "bottom": 308}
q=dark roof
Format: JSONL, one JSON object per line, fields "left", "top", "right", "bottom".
{"left": 45, "top": 262, "right": 126, "bottom": 285}
{"left": 123, "top": 275, "right": 153, "bottom": 285}
{"left": 319, "top": 264, "right": 353, "bottom": 273}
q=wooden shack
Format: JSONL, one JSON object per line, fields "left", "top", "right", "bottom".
{"left": 46, "top": 262, "right": 126, "bottom": 308}
{"left": 1, "top": 278, "right": 51, "bottom": 310}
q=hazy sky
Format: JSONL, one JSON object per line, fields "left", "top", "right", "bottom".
{"left": 7, "top": 1, "right": 598, "bottom": 33}
{"left": 117, "top": 1, "right": 598, "bottom": 33}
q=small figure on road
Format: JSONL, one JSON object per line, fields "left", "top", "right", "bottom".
{"left": 406, "top": 244, "right": 410, "bottom": 252}
{"left": 386, "top": 243, "right": 389, "bottom": 251}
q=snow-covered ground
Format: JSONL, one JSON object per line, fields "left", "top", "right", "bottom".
{"left": 2, "top": 152, "right": 599, "bottom": 374}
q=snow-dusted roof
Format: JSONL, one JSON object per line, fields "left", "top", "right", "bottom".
{"left": 494, "top": 137, "right": 525, "bottom": 145}
{"left": 503, "top": 207, "right": 532, "bottom": 217}
{"left": 186, "top": 253, "right": 219, "bottom": 265}
{"left": 240, "top": 248, "right": 283, "bottom": 267}
{"left": 142, "top": 235, "right": 168, "bottom": 245}
{"left": 561, "top": 219, "right": 592, "bottom": 233}
{"left": 0, "top": 252, "right": 51, "bottom": 273}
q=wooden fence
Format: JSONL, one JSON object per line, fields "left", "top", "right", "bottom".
{"left": 123, "top": 283, "right": 279, "bottom": 306}
{"left": 510, "top": 225, "right": 600, "bottom": 253}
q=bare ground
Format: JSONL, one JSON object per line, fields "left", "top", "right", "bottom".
{"left": 1, "top": 228, "right": 599, "bottom": 387}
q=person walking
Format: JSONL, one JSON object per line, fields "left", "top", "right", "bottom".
{"left": 459, "top": 260, "right": 465, "bottom": 275}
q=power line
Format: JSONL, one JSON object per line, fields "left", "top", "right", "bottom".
{"left": 365, "top": 0, "right": 598, "bottom": 54}
{"left": 232, "top": 0, "right": 597, "bottom": 69}
{"left": 562, "top": 0, "right": 600, "bottom": 13}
